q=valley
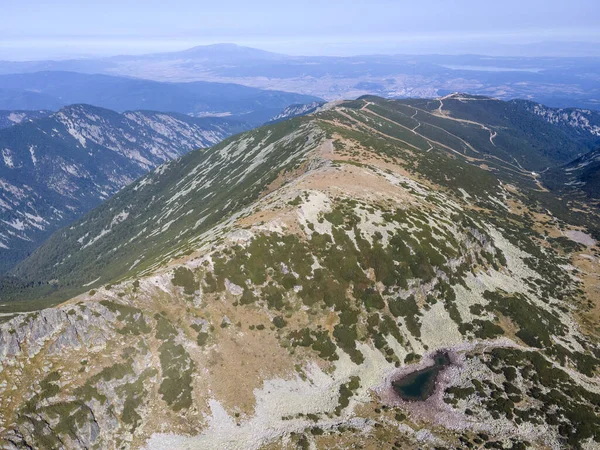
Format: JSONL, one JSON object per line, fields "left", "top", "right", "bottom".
{"left": 0, "top": 105, "right": 252, "bottom": 273}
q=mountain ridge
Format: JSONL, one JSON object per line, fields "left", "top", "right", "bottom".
{"left": 0, "top": 94, "right": 598, "bottom": 450}
{"left": 544, "top": 147, "right": 600, "bottom": 202}
{"left": 138, "top": 43, "right": 286, "bottom": 61}
{"left": 5, "top": 94, "right": 600, "bottom": 305}
{"left": 1, "top": 45, "right": 600, "bottom": 108}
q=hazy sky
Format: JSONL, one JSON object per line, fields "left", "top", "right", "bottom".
{"left": 2, "top": 0, "right": 600, "bottom": 59}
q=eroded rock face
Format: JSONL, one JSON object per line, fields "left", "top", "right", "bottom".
{"left": 0, "top": 304, "right": 116, "bottom": 363}
{"left": 525, "top": 101, "right": 600, "bottom": 137}
{"left": 6, "top": 402, "right": 101, "bottom": 450}
{"left": 0, "top": 298, "right": 159, "bottom": 449}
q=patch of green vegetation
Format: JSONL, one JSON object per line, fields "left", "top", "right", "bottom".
{"left": 117, "top": 367, "right": 157, "bottom": 432}
{"left": 334, "top": 376, "right": 360, "bottom": 415}
{"left": 404, "top": 353, "right": 421, "bottom": 364}
{"left": 470, "top": 304, "right": 484, "bottom": 315}
{"left": 444, "top": 386, "right": 476, "bottom": 405}
{"left": 290, "top": 432, "right": 310, "bottom": 450}
{"left": 155, "top": 313, "right": 178, "bottom": 339}
{"left": 38, "top": 371, "right": 61, "bottom": 400}
{"left": 366, "top": 312, "right": 403, "bottom": 364}
{"left": 272, "top": 316, "right": 287, "bottom": 329}
{"left": 155, "top": 314, "right": 195, "bottom": 411}
{"left": 468, "top": 319, "right": 505, "bottom": 339}
{"left": 76, "top": 360, "right": 137, "bottom": 405}
{"left": 479, "top": 348, "right": 600, "bottom": 449}
{"left": 483, "top": 290, "right": 565, "bottom": 348}
{"left": 191, "top": 322, "right": 211, "bottom": 346}
{"left": 288, "top": 195, "right": 303, "bottom": 206}
{"left": 99, "top": 300, "right": 151, "bottom": 335}
{"left": 213, "top": 233, "right": 313, "bottom": 289}
{"left": 546, "top": 344, "right": 600, "bottom": 377}
{"left": 203, "top": 271, "right": 218, "bottom": 293}
{"left": 17, "top": 371, "right": 103, "bottom": 448}
{"left": 196, "top": 331, "right": 210, "bottom": 346}
{"left": 360, "top": 286, "right": 385, "bottom": 310}
{"left": 388, "top": 295, "right": 421, "bottom": 338}
{"left": 171, "top": 267, "right": 197, "bottom": 295}
{"left": 289, "top": 328, "right": 338, "bottom": 361}
{"left": 333, "top": 308, "right": 364, "bottom": 364}
{"left": 157, "top": 340, "right": 194, "bottom": 411}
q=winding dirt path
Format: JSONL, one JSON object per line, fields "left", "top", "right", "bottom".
{"left": 334, "top": 110, "right": 424, "bottom": 152}
{"left": 438, "top": 99, "right": 444, "bottom": 115}
{"left": 361, "top": 104, "right": 537, "bottom": 180}
{"left": 324, "top": 102, "right": 548, "bottom": 191}
{"left": 411, "top": 101, "right": 499, "bottom": 148}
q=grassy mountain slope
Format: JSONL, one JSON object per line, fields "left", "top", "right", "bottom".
{"left": 268, "top": 101, "right": 326, "bottom": 123}
{"left": 0, "top": 96, "right": 599, "bottom": 449}
{"left": 388, "top": 94, "right": 595, "bottom": 169}
{"left": 4, "top": 116, "right": 320, "bottom": 304}
{"left": 0, "top": 104, "right": 250, "bottom": 273}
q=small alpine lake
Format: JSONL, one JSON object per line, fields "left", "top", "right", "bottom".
{"left": 391, "top": 351, "right": 451, "bottom": 401}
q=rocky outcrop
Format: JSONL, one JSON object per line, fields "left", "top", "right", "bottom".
{"left": 524, "top": 102, "right": 600, "bottom": 137}
{"left": 0, "top": 303, "right": 116, "bottom": 365}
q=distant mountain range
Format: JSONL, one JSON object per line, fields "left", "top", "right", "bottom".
{"left": 0, "top": 44, "right": 598, "bottom": 109}
{"left": 0, "top": 71, "right": 322, "bottom": 124}
{"left": 134, "top": 42, "right": 287, "bottom": 62}
{"left": 0, "top": 104, "right": 251, "bottom": 272}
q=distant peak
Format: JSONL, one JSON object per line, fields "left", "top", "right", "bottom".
{"left": 173, "top": 43, "right": 285, "bottom": 59}
{"left": 202, "top": 43, "right": 243, "bottom": 49}
{"left": 185, "top": 43, "right": 245, "bottom": 51}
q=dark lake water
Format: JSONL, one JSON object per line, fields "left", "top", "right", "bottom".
{"left": 392, "top": 352, "right": 451, "bottom": 401}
